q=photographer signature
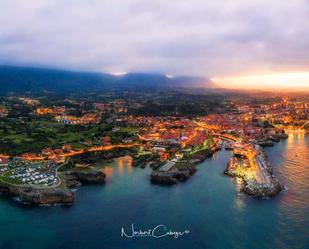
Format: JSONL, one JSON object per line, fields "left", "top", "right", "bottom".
{"left": 121, "top": 224, "right": 190, "bottom": 239}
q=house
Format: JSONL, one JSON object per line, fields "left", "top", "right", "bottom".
{"left": 152, "top": 146, "right": 166, "bottom": 155}
{"left": 175, "top": 152, "right": 183, "bottom": 160}
{"left": 62, "top": 144, "right": 72, "bottom": 152}
{"left": 0, "top": 157, "right": 9, "bottom": 166}
{"left": 101, "top": 136, "right": 111, "bottom": 145}
{"left": 42, "top": 148, "right": 54, "bottom": 157}
{"left": 122, "top": 138, "right": 133, "bottom": 144}
{"left": 54, "top": 149, "right": 64, "bottom": 155}
{"left": 160, "top": 152, "right": 169, "bottom": 162}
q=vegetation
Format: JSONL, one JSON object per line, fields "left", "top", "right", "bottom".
{"left": 57, "top": 159, "right": 75, "bottom": 172}
{"left": 172, "top": 161, "right": 194, "bottom": 170}
{"left": 0, "top": 118, "right": 122, "bottom": 155}
{"left": 0, "top": 170, "right": 23, "bottom": 185}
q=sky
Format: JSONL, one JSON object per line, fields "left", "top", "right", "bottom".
{"left": 0, "top": 0, "right": 309, "bottom": 89}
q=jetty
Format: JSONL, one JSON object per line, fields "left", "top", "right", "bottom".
{"left": 225, "top": 143, "right": 282, "bottom": 197}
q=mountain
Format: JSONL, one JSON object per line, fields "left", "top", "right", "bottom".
{"left": 0, "top": 65, "right": 114, "bottom": 94}
{"left": 0, "top": 65, "right": 218, "bottom": 94}
{"left": 117, "top": 73, "right": 170, "bottom": 88}
{"left": 118, "top": 74, "right": 217, "bottom": 89}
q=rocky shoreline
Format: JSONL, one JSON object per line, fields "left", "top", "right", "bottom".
{"left": 132, "top": 153, "right": 154, "bottom": 168}
{"left": 0, "top": 141, "right": 284, "bottom": 204}
{"left": 150, "top": 164, "right": 196, "bottom": 185}
{"left": 0, "top": 148, "right": 131, "bottom": 206}
{"left": 0, "top": 169, "right": 106, "bottom": 205}
{"left": 241, "top": 180, "right": 282, "bottom": 197}
{"left": 0, "top": 183, "right": 74, "bottom": 205}
{"left": 65, "top": 170, "right": 105, "bottom": 185}
{"left": 257, "top": 132, "right": 288, "bottom": 147}
{"left": 224, "top": 154, "right": 282, "bottom": 198}
{"left": 150, "top": 146, "right": 218, "bottom": 185}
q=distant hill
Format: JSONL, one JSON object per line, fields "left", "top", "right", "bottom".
{"left": 0, "top": 65, "right": 218, "bottom": 94}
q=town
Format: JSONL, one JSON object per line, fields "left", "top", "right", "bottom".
{"left": 0, "top": 159, "right": 58, "bottom": 187}
{"left": 0, "top": 91, "right": 308, "bottom": 204}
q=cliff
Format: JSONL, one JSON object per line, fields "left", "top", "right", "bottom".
{"left": 65, "top": 170, "right": 106, "bottom": 184}
{"left": 0, "top": 169, "right": 105, "bottom": 205}
{"left": 150, "top": 165, "right": 196, "bottom": 185}
{"left": 0, "top": 183, "right": 74, "bottom": 205}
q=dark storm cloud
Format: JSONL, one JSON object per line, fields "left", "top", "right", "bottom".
{"left": 0, "top": 0, "right": 309, "bottom": 77}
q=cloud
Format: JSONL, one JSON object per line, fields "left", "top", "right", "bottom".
{"left": 0, "top": 0, "right": 309, "bottom": 80}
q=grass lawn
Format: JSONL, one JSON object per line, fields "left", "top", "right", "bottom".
{"left": 172, "top": 161, "right": 194, "bottom": 170}
{"left": 0, "top": 170, "right": 23, "bottom": 185}
{"left": 119, "top": 127, "right": 139, "bottom": 134}
{"left": 0, "top": 119, "right": 100, "bottom": 154}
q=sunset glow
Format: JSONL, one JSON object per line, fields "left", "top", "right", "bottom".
{"left": 214, "top": 72, "right": 309, "bottom": 89}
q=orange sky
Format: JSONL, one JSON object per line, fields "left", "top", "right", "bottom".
{"left": 213, "top": 71, "right": 309, "bottom": 90}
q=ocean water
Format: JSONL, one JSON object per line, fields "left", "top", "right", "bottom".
{"left": 0, "top": 131, "right": 308, "bottom": 249}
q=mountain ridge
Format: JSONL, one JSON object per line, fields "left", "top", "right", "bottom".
{"left": 0, "top": 65, "right": 218, "bottom": 94}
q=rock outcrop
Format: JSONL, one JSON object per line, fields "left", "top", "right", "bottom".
{"left": 0, "top": 169, "right": 105, "bottom": 205}
{"left": 65, "top": 170, "right": 106, "bottom": 184}
{"left": 0, "top": 183, "right": 74, "bottom": 205}
{"left": 225, "top": 158, "right": 282, "bottom": 198}
{"left": 150, "top": 165, "right": 196, "bottom": 185}
{"left": 241, "top": 179, "right": 282, "bottom": 198}
{"left": 150, "top": 146, "right": 218, "bottom": 185}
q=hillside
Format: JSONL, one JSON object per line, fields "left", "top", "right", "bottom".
{"left": 0, "top": 65, "right": 218, "bottom": 94}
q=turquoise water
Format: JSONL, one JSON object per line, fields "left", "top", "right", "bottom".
{"left": 0, "top": 131, "right": 308, "bottom": 249}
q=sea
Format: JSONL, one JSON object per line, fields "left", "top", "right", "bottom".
{"left": 0, "top": 131, "right": 308, "bottom": 249}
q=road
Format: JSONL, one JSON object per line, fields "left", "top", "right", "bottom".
{"left": 17, "top": 144, "right": 139, "bottom": 161}
{"left": 247, "top": 150, "right": 271, "bottom": 185}
{"left": 255, "top": 156, "right": 271, "bottom": 185}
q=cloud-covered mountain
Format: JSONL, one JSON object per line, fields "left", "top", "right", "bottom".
{"left": 1, "top": 0, "right": 308, "bottom": 82}
{"left": 0, "top": 65, "right": 218, "bottom": 94}
{"left": 169, "top": 76, "right": 218, "bottom": 88}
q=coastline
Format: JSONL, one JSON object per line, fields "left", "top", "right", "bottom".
{"left": 150, "top": 145, "right": 219, "bottom": 185}
{"left": 0, "top": 132, "right": 299, "bottom": 205}
{"left": 0, "top": 169, "right": 107, "bottom": 205}
{"left": 0, "top": 149, "right": 134, "bottom": 205}
{"left": 224, "top": 146, "right": 282, "bottom": 198}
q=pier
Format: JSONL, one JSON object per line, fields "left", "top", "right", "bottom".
{"left": 226, "top": 143, "right": 282, "bottom": 197}
{"left": 232, "top": 143, "right": 271, "bottom": 185}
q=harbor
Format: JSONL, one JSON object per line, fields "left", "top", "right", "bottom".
{"left": 0, "top": 131, "right": 308, "bottom": 249}
{"left": 225, "top": 143, "right": 282, "bottom": 197}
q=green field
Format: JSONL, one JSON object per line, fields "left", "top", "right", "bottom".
{"left": 0, "top": 118, "right": 136, "bottom": 155}
{"left": 0, "top": 170, "right": 23, "bottom": 185}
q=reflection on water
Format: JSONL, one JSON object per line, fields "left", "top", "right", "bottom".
{"left": 0, "top": 132, "right": 308, "bottom": 249}
{"left": 265, "top": 131, "right": 309, "bottom": 245}
{"left": 101, "top": 156, "right": 133, "bottom": 178}
{"left": 234, "top": 196, "right": 245, "bottom": 211}
{"left": 101, "top": 166, "right": 113, "bottom": 177}
{"left": 233, "top": 178, "right": 246, "bottom": 211}
{"left": 276, "top": 131, "right": 309, "bottom": 210}
{"left": 234, "top": 192, "right": 246, "bottom": 210}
